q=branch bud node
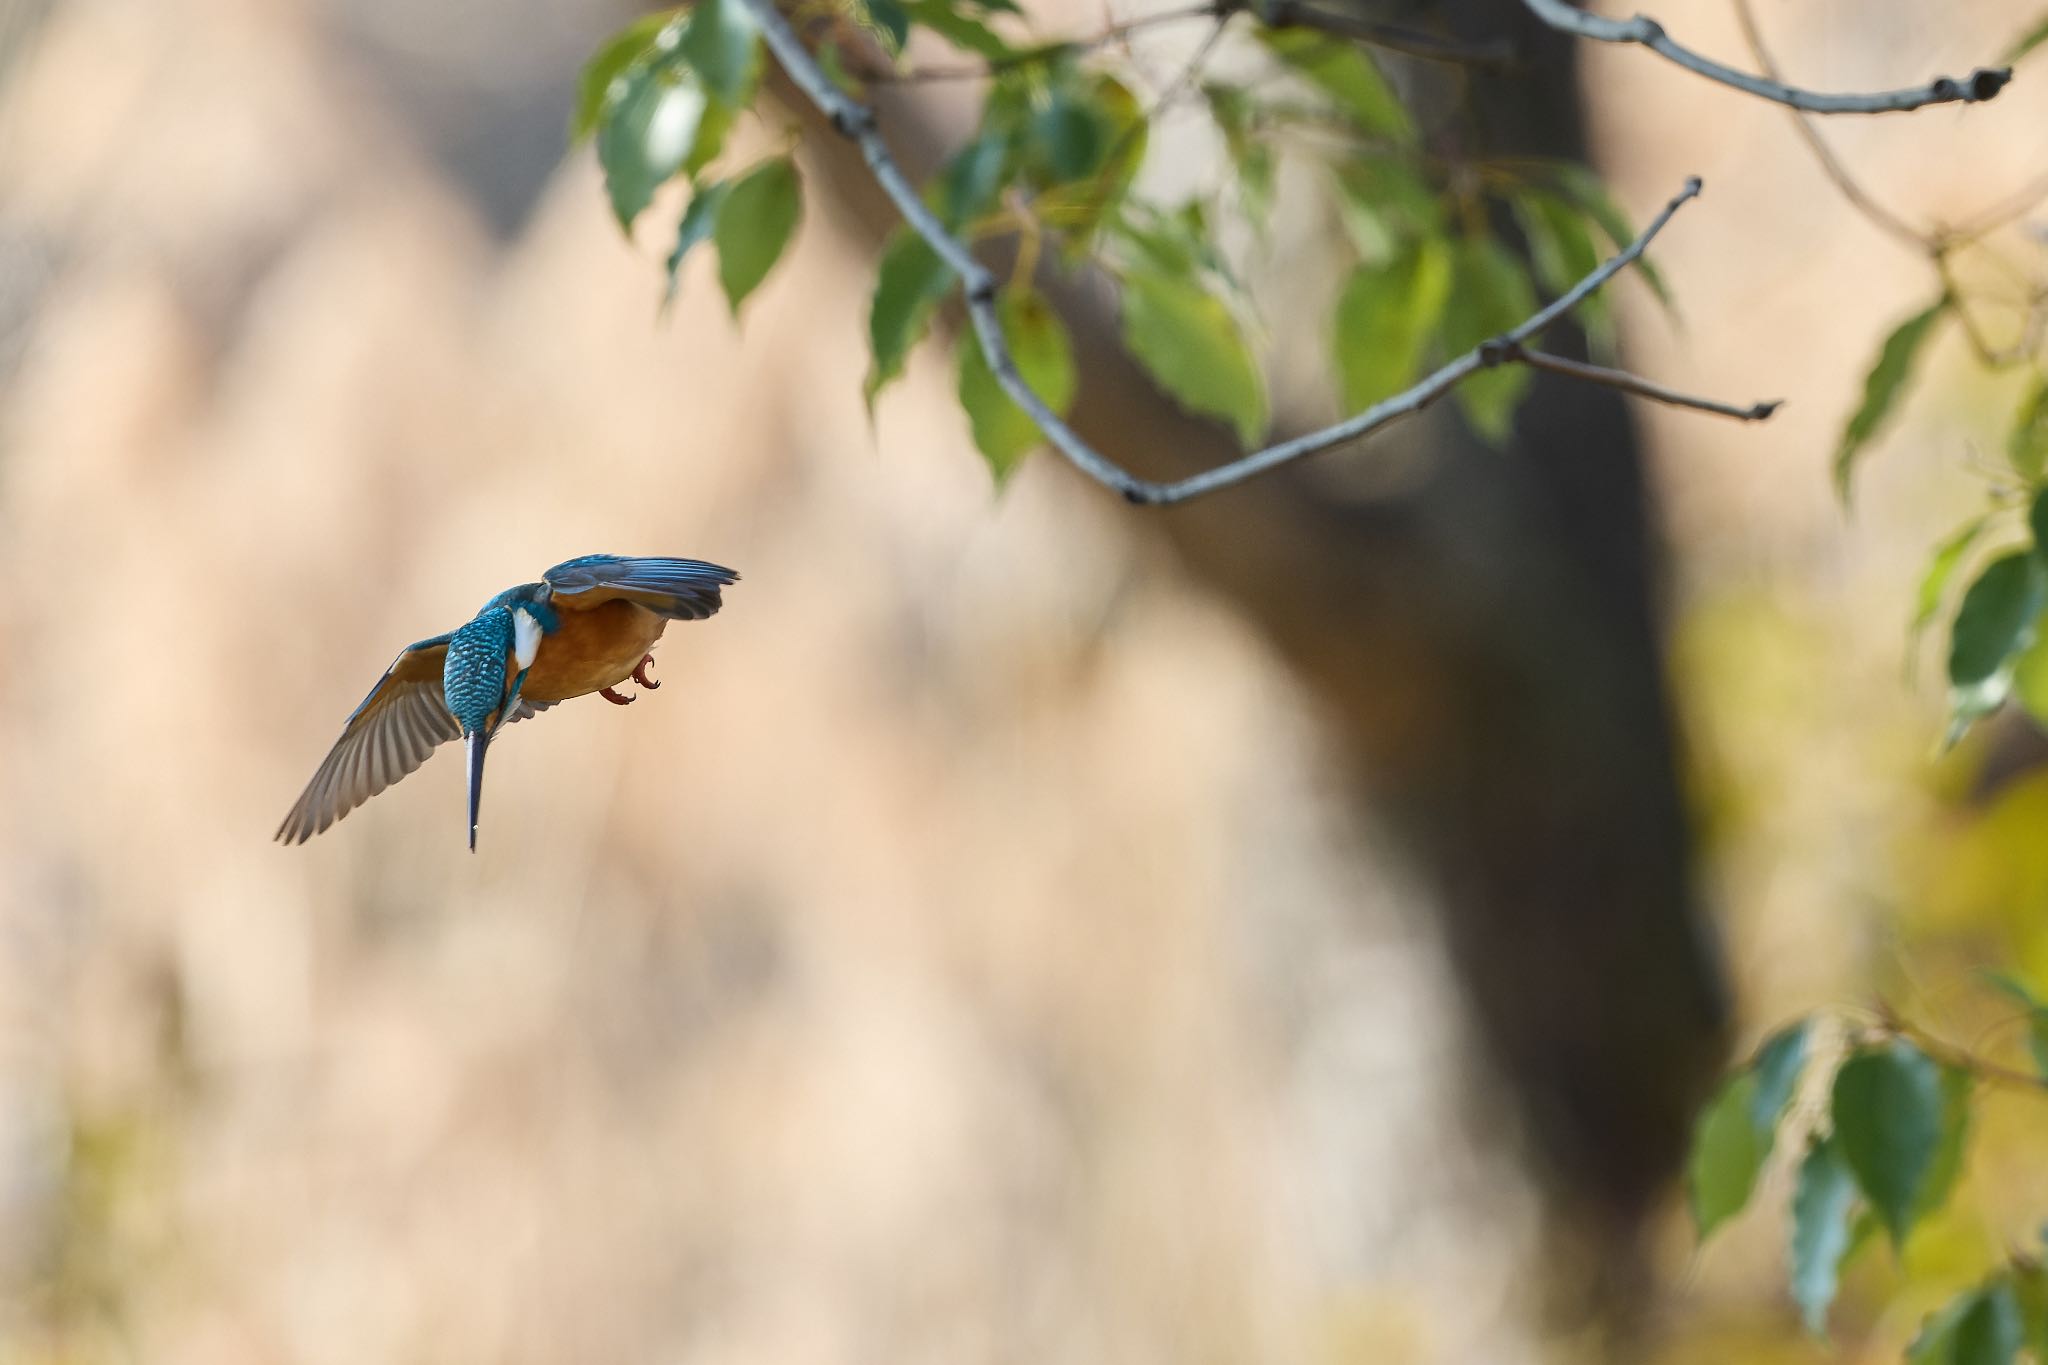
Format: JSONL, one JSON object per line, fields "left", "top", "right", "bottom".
{"left": 1966, "top": 67, "right": 2012, "bottom": 102}
{"left": 832, "top": 105, "right": 877, "bottom": 138}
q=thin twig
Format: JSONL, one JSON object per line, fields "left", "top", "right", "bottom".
{"left": 1936, "top": 255, "right": 2036, "bottom": 369}
{"left": 877, "top": 0, "right": 1509, "bottom": 83}
{"left": 1254, "top": 0, "right": 1515, "bottom": 67}
{"left": 877, "top": 2, "right": 1219, "bottom": 82}
{"left": 749, "top": 0, "right": 1760, "bottom": 505}
{"left": 1729, "top": 0, "right": 1924, "bottom": 248}
{"left": 1730, "top": 0, "right": 2047, "bottom": 377}
{"left": 1524, "top": 0, "right": 2011, "bottom": 115}
{"left": 1141, "top": 11, "right": 1231, "bottom": 122}
{"left": 1505, "top": 345, "right": 1780, "bottom": 421}
{"left": 1734, "top": 0, "right": 2047, "bottom": 253}
{"left": 1879, "top": 1012, "right": 2048, "bottom": 1095}
{"left": 1948, "top": 167, "right": 2048, "bottom": 246}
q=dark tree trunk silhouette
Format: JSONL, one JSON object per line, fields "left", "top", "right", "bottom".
{"left": 795, "top": 0, "right": 1729, "bottom": 1314}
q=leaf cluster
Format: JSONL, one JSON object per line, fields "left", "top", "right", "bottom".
{"left": 576, "top": 0, "right": 1669, "bottom": 484}
{"left": 577, "top": 0, "right": 805, "bottom": 318}
{"left": 1688, "top": 1008, "right": 2048, "bottom": 1358}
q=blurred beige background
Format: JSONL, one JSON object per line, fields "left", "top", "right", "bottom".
{"left": 2, "top": 0, "right": 2047, "bottom": 1361}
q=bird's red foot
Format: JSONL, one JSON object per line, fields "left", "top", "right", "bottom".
{"left": 632, "top": 654, "right": 660, "bottom": 690}
{"left": 599, "top": 686, "right": 635, "bottom": 706}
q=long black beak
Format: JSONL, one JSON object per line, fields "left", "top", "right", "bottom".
{"left": 465, "top": 728, "right": 489, "bottom": 853}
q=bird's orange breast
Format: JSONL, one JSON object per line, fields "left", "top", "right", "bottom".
{"left": 520, "top": 601, "right": 667, "bottom": 702}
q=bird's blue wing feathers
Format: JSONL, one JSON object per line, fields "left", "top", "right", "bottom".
{"left": 541, "top": 555, "right": 738, "bottom": 621}
{"left": 279, "top": 634, "right": 458, "bottom": 844}
{"left": 280, "top": 632, "right": 559, "bottom": 845}
{"left": 342, "top": 632, "right": 453, "bottom": 727}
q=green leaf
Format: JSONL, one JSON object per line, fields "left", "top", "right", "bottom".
{"left": 1513, "top": 190, "right": 1601, "bottom": 296}
{"left": 1834, "top": 297, "right": 1947, "bottom": 499}
{"left": 685, "top": 95, "right": 735, "bottom": 178}
{"left": 2007, "top": 375, "right": 2048, "bottom": 481}
{"left": 1119, "top": 268, "right": 1267, "bottom": 446}
{"left": 1831, "top": 1039, "right": 1949, "bottom": 1246}
{"left": 1688, "top": 1071, "right": 1765, "bottom": 1241}
{"left": 1915, "top": 516, "right": 1993, "bottom": 642}
{"left": 1750, "top": 1021, "right": 1810, "bottom": 1135}
{"left": 2012, "top": 1263, "right": 2048, "bottom": 1362}
{"left": 1257, "top": 29, "right": 1413, "bottom": 142}
{"left": 2018, "top": 1018, "right": 2048, "bottom": 1082}
{"left": 2031, "top": 485, "right": 2048, "bottom": 555}
{"left": 1334, "top": 155, "right": 1442, "bottom": 249}
{"left": 1949, "top": 550, "right": 2046, "bottom": 710}
{"left": 1031, "top": 75, "right": 1145, "bottom": 242}
{"left": 1986, "top": 970, "right": 2045, "bottom": 1009}
{"left": 1333, "top": 238, "right": 1451, "bottom": 411}
{"left": 1113, "top": 201, "right": 1220, "bottom": 280}
{"left": 1512, "top": 188, "right": 1613, "bottom": 350}
{"left": 1206, "top": 83, "right": 1276, "bottom": 224}
{"left": 1438, "top": 236, "right": 1536, "bottom": 444}
{"left": 2003, "top": 14, "right": 2048, "bottom": 64}
{"left": 2009, "top": 614, "right": 2048, "bottom": 731}
{"left": 1550, "top": 165, "right": 1672, "bottom": 308}
{"left": 1984, "top": 973, "right": 2048, "bottom": 1079}
{"left": 573, "top": 10, "right": 682, "bottom": 144}
{"left": 902, "top": 0, "right": 1016, "bottom": 59}
{"left": 956, "top": 287, "right": 1077, "bottom": 481}
{"left": 598, "top": 60, "right": 710, "bottom": 231}
{"left": 1685, "top": 1021, "right": 1811, "bottom": 1247}
{"left": 2023, "top": 485, "right": 2048, "bottom": 564}
{"left": 664, "top": 179, "right": 729, "bottom": 304}
{"left": 1910, "top": 1281, "right": 2024, "bottom": 1365}
{"left": 1029, "top": 93, "right": 1107, "bottom": 186}
{"left": 712, "top": 157, "right": 802, "bottom": 316}
{"left": 817, "top": 39, "right": 862, "bottom": 95}
{"left": 936, "top": 128, "right": 1015, "bottom": 233}
{"left": 860, "top": 0, "right": 911, "bottom": 52}
{"left": 1790, "top": 1135, "right": 1862, "bottom": 1337}
{"left": 866, "top": 229, "right": 956, "bottom": 404}
{"left": 1913, "top": 1066, "right": 1974, "bottom": 1226}
{"left": 679, "top": 0, "right": 761, "bottom": 107}
{"left": 1913, "top": 1296, "right": 1978, "bottom": 1365}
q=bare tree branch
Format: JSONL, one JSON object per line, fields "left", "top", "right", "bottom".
{"left": 1524, "top": 0, "right": 2010, "bottom": 114}
{"left": 749, "top": 0, "right": 1769, "bottom": 505}
{"left": 1727, "top": 0, "right": 1924, "bottom": 247}
{"left": 1251, "top": 0, "right": 1515, "bottom": 67}
{"left": 874, "top": 3, "right": 1218, "bottom": 83}
{"left": 1139, "top": 10, "right": 1232, "bottom": 123}
{"left": 1502, "top": 345, "right": 1781, "bottom": 421}
{"left": 1734, "top": 0, "right": 2048, "bottom": 250}
{"left": 1727, "top": 0, "right": 2045, "bottom": 371}
{"left": 874, "top": 0, "right": 1510, "bottom": 84}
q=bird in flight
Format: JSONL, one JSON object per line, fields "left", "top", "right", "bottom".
{"left": 278, "top": 554, "right": 738, "bottom": 850}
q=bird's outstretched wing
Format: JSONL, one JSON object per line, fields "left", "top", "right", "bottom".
{"left": 277, "top": 635, "right": 457, "bottom": 845}
{"left": 275, "top": 636, "right": 560, "bottom": 845}
{"left": 542, "top": 555, "right": 738, "bottom": 621}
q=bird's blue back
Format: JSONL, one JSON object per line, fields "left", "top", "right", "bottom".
{"left": 443, "top": 608, "right": 512, "bottom": 732}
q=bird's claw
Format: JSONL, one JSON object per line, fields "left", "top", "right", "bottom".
{"left": 599, "top": 656, "right": 659, "bottom": 705}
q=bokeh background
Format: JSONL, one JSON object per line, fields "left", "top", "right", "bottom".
{"left": 3, "top": 0, "right": 2048, "bottom": 1360}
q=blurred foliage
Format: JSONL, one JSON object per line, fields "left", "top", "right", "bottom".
{"left": 575, "top": 0, "right": 1670, "bottom": 481}
{"left": 565, "top": 0, "right": 2048, "bottom": 1359}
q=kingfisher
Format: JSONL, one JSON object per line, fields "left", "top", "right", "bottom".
{"left": 277, "top": 554, "right": 738, "bottom": 850}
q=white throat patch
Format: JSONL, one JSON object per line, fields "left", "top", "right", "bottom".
{"left": 511, "top": 607, "right": 543, "bottom": 671}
